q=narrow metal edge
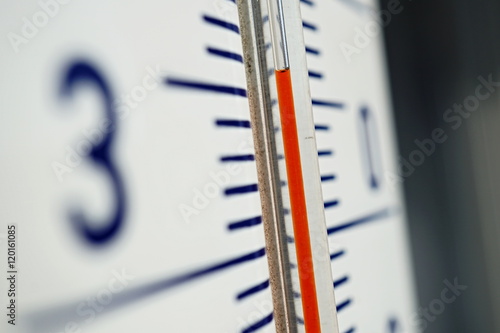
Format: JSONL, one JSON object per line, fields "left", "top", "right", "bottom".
{"left": 236, "top": 1, "right": 298, "bottom": 332}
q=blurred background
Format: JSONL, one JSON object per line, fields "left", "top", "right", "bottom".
{"left": 381, "top": 0, "right": 500, "bottom": 332}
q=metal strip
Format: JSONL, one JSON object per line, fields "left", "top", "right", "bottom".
{"left": 237, "top": 1, "right": 298, "bottom": 332}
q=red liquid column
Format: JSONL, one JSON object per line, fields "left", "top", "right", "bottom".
{"left": 275, "top": 68, "right": 321, "bottom": 333}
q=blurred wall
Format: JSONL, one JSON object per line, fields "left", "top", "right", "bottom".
{"left": 381, "top": 0, "right": 500, "bottom": 332}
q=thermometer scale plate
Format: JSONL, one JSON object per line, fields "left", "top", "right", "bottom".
{"left": 0, "top": 0, "right": 418, "bottom": 332}
{"left": 0, "top": 1, "right": 275, "bottom": 332}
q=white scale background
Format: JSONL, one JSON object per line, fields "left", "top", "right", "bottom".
{"left": 301, "top": 0, "right": 418, "bottom": 332}
{"left": 0, "top": 0, "right": 417, "bottom": 332}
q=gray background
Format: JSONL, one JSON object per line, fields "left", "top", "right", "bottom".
{"left": 381, "top": 0, "right": 500, "bottom": 332}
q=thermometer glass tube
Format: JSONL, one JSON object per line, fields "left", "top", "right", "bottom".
{"left": 265, "top": 0, "right": 339, "bottom": 332}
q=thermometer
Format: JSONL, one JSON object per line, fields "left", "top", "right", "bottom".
{"left": 0, "top": 0, "right": 418, "bottom": 332}
{"left": 263, "top": 0, "right": 339, "bottom": 331}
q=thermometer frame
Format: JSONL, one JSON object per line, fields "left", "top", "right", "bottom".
{"left": 237, "top": 0, "right": 340, "bottom": 332}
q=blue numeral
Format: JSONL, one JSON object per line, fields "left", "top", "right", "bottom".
{"left": 59, "top": 60, "right": 126, "bottom": 245}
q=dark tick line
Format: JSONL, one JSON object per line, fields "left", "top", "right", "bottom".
{"left": 334, "top": 276, "right": 349, "bottom": 288}
{"left": 337, "top": 299, "right": 352, "bottom": 312}
{"left": 330, "top": 250, "right": 345, "bottom": 261}
{"left": 302, "top": 21, "right": 318, "bottom": 31}
{"left": 306, "top": 46, "right": 320, "bottom": 55}
{"left": 242, "top": 312, "right": 274, "bottom": 333}
{"left": 165, "top": 78, "right": 247, "bottom": 97}
{"left": 203, "top": 15, "right": 240, "bottom": 34}
{"left": 225, "top": 183, "right": 259, "bottom": 196}
{"left": 29, "top": 248, "right": 267, "bottom": 330}
{"left": 321, "top": 174, "right": 336, "bottom": 182}
{"left": 228, "top": 216, "right": 262, "bottom": 231}
{"left": 318, "top": 150, "right": 333, "bottom": 156}
{"left": 207, "top": 47, "right": 243, "bottom": 63}
{"left": 324, "top": 200, "right": 340, "bottom": 209}
{"left": 361, "top": 106, "right": 379, "bottom": 189}
{"left": 215, "top": 119, "right": 251, "bottom": 128}
{"left": 315, "top": 124, "right": 330, "bottom": 131}
{"left": 220, "top": 154, "right": 255, "bottom": 162}
{"left": 312, "top": 99, "right": 344, "bottom": 109}
{"left": 237, "top": 280, "right": 270, "bottom": 300}
{"left": 308, "top": 70, "right": 324, "bottom": 79}
{"left": 327, "top": 208, "right": 392, "bottom": 235}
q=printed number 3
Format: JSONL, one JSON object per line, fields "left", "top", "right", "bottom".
{"left": 59, "top": 60, "right": 126, "bottom": 245}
